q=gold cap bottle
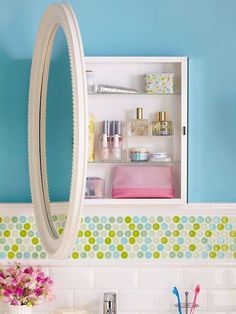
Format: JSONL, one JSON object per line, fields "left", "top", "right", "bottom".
{"left": 136, "top": 107, "right": 144, "bottom": 120}
{"left": 158, "top": 111, "right": 167, "bottom": 122}
{"left": 131, "top": 107, "right": 149, "bottom": 136}
{"left": 152, "top": 111, "right": 172, "bottom": 136}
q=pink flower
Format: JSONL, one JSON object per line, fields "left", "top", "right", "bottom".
{"left": 16, "top": 287, "right": 23, "bottom": 296}
{"left": 0, "top": 263, "right": 54, "bottom": 306}
{"left": 23, "top": 267, "right": 33, "bottom": 275}
{"left": 34, "top": 288, "right": 42, "bottom": 297}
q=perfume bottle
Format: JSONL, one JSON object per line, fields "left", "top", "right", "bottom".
{"left": 152, "top": 111, "right": 173, "bottom": 136}
{"left": 131, "top": 107, "right": 149, "bottom": 136}
{"left": 99, "top": 121, "right": 110, "bottom": 161}
{"left": 110, "top": 121, "right": 122, "bottom": 161}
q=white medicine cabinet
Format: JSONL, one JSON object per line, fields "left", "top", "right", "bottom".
{"left": 85, "top": 56, "right": 188, "bottom": 206}
{"left": 28, "top": 2, "right": 188, "bottom": 259}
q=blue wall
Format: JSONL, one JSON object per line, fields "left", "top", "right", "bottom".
{"left": 1, "top": 0, "right": 236, "bottom": 202}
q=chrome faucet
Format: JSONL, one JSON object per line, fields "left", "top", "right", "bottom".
{"left": 103, "top": 292, "right": 117, "bottom": 314}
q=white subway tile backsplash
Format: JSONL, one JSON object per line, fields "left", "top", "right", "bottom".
{"left": 183, "top": 268, "right": 227, "bottom": 288}
{"left": 36, "top": 290, "right": 74, "bottom": 310}
{"left": 91, "top": 312, "right": 139, "bottom": 314}
{"left": 2, "top": 313, "right": 48, "bottom": 314}
{"left": 94, "top": 268, "right": 136, "bottom": 289}
{"left": 228, "top": 269, "right": 236, "bottom": 288}
{"left": 196, "top": 312, "right": 226, "bottom": 314}
{"left": 139, "top": 312, "right": 164, "bottom": 314}
{"left": 2, "top": 265, "right": 236, "bottom": 313}
{"left": 118, "top": 290, "right": 162, "bottom": 311}
{"left": 161, "top": 311, "right": 225, "bottom": 314}
{"left": 208, "top": 290, "right": 236, "bottom": 309}
{"left": 117, "top": 312, "right": 139, "bottom": 314}
{"left": 74, "top": 290, "right": 105, "bottom": 312}
{"left": 50, "top": 267, "right": 93, "bottom": 289}
{"left": 138, "top": 268, "right": 183, "bottom": 289}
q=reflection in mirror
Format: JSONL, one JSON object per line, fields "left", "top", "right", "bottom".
{"left": 45, "top": 26, "right": 73, "bottom": 236}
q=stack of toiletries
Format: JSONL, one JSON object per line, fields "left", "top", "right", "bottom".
{"left": 95, "top": 107, "right": 173, "bottom": 163}
{"left": 128, "top": 149, "right": 171, "bottom": 163}
{"left": 128, "top": 107, "right": 173, "bottom": 162}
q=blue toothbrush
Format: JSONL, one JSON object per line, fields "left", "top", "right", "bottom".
{"left": 173, "top": 286, "right": 182, "bottom": 314}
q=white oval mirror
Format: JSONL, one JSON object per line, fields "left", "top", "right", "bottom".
{"left": 28, "top": 3, "right": 88, "bottom": 259}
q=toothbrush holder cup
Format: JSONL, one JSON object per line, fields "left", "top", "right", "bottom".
{"left": 175, "top": 302, "right": 199, "bottom": 314}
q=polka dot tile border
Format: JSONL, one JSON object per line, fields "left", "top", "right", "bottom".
{"left": 0, "top": 215, "right": 235, "bottom": 260}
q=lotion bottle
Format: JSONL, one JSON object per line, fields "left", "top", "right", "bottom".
{"left": 100, "top": 121, "right": 110, "bottom": 161}
{"left": 111, "top": 121, "right": 122, "bottom": 161}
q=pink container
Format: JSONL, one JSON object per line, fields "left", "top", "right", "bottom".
{"left": 112, "top": 165, "right": 174, "bottom": 198}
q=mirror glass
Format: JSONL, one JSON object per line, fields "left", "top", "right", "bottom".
{"left": 45, "top": 26, "right": 73, "bottom": 236}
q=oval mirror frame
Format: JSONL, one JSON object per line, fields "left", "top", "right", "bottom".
{"left": 28, "top": 3, "right": 88, "bottom": 259}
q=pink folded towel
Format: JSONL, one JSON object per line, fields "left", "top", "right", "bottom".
{"left": 112, "top": 165, "right": 174, "bottom": 198}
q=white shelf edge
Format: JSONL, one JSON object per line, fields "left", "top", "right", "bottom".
{"left": 84, "top": 198, "right": 183, "bottom": 206}
{"left": 88, "top": 161, "right": 180, "bottom": 165}
{"left": 0, "top": 202, "right": 236, "bottom": 215}
{"left": 85, "top": 56, "right": 186, "bottom": 63}
{"left": 87, "top": 93, "right": 181, "bottom": 96}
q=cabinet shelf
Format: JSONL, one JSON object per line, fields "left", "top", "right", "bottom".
{"left": 88, "top": 160, "right": 180, "bottom": 164}
{"left": 88, "top": 92, "right": 181, "bottom": 96}
{"left": 84, "top": 198, "right": 183, "bottom": 206}
{"left": 127, "top": 135, "right": 174, "bottom": 138}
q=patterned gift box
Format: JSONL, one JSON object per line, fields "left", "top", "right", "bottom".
{"left": 145, "top": 73, "right": 175, "bottom": 94}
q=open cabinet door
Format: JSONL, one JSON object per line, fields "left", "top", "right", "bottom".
{"left": 28, "top": 3, "right": 88, "bottom": 259}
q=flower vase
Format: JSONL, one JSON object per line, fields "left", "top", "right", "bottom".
{"left": 8, "top": 305, "right": 32, "bottom": 314}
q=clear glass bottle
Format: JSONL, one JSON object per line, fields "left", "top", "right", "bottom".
{"left": 86, "top": 70, "right": 97, "bottom": 93}
{"left": 152, "top": 111, "right": 173, "bottom": 136}
{"left": 131, "top": 107, "right": 149, "bottom": 136}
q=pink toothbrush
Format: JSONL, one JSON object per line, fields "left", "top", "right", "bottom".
{"left": 190, "top": 284, "right": 200, "bottom": 314}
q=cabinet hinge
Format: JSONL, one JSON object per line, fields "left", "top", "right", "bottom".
{"left": 183, "top": 126, "right": 187, "bottom": 135}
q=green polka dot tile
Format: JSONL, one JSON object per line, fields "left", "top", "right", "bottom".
{"left": 0, "top": 214, "right": 235, "bottom": 260}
